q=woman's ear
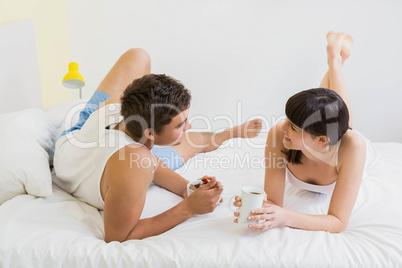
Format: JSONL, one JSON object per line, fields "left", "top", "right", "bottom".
{"left": 317, "top": 135, "right": 330, "bottom": 145}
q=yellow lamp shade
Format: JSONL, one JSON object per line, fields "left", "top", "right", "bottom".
{"left": 62, "top": 62, "right": 85, "bottom": 89}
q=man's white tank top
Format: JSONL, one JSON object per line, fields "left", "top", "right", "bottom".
{"left": 53, "top": 103, "right": 155, "bottom": 210}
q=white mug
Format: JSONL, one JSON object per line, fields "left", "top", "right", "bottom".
{"left": 229, "top": 186, "right": 264, "bottom": 225}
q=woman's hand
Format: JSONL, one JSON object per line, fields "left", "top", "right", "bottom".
{"left": 246, "top": 203, "right": 288, "bottom": 230}
{"left": 233, "top": 193, "right": 268, "bottom": 223}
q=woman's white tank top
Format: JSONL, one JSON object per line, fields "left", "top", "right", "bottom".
{"left": 285, "top": 130, "right": 378, "bottom": 195}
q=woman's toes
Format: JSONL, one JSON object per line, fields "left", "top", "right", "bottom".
{"left": 343, "top": 34, "right": 354, "bottom": 49}
{"left": 326, "top": 31, "right": 336, "bottom": 41}
{"left": 326, "top": 31, "right": 346, "bottom": 60}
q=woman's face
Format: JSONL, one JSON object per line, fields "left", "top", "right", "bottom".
{"left": 280, "top": 118, "right": 317, "bottom": 150}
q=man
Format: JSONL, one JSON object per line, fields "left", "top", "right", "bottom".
{"left": 54, "top": 48, "right": 262, "bottom": 242}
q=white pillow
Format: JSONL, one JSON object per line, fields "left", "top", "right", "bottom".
{"left": 0, "top": 108, "right": 53, "bottom": 204}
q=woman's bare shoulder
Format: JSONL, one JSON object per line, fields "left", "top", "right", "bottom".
{"left": 340, "top": 131, "right": 366, "bottom": 149}
{"left": 266, "top": 122, "right": 286, "bottom": 153}
{"left": 338, "top": 130, "right": 366, "bottom": 166}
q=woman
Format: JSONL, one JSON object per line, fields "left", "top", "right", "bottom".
{"left": 234, "top": 31, "right": 369, "bottom": 233}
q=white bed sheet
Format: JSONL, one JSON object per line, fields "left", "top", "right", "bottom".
{"left": 1, "top": 136, "right": 402, "bottom": 267}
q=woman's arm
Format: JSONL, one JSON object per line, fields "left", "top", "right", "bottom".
{"left": 264, "top": 124, "right": 287, "bottom": 206}
{"left": 249, "top": 132, "right": 366, "bottom": 233}
{"left": 233, "top": 124, "right": 286, "bottom": 222}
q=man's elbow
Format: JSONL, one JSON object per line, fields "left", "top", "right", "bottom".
{"left": 105, "top": 227, "right": 151, "bottom": 242}
{"left": 105, "top": 235, "right": 126, "bottom": 243}
{"left": 105, "top": 232, "right": 137, "bottom": 243}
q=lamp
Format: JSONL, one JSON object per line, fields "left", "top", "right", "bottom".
{"left": 62, "top": 62, "right": 85, "bottom": 99}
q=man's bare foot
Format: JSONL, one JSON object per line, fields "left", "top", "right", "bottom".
{"left": 326, "top": 31, "right": 346, "bottom": 62}
{"left": 229, "top": 119, "right": 263, "bottom": 139}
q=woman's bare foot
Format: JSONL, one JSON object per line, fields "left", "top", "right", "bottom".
{"left": 326, "top": 31, "right": 346, "bottom": 62}
{"left": 341, "top": 35, "right": 354, "bottom": 64}
{"left": 229, "top": 119, "right": 263, "bottom": 139}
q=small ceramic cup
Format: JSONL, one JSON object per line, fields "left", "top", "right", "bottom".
{"left": 229, "top": 186, "right": 264, "bottom": 225}
{"left": 186, "top": 179, "right": 223, "bottom": 205}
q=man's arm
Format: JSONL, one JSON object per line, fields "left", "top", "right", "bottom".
{"left": 102, "top": 146, "right": 222, "bottom": 242}
{"left": 125, "top": 180, "right": 220, "bottom": 240}
{"left": 152, "top": 156, "right": 189, "bottom": 198}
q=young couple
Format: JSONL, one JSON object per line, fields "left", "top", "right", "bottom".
{"left": 54, "top": 31, "right": 368, "bottom": 242}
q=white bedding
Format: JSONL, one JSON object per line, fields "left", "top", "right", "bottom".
{"left": 1, "top": 135, "right": 401, "bottom": 267}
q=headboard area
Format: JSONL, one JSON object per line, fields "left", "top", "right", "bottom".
{"left": 0, "top": 20, "right": 43, "bottom": 114}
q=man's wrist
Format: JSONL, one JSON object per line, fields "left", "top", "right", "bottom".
{"left": 180, "top": 198, "right": 194, "bottom": 218}
{"left": 181, "top": 180, "right": 189, "bottom": 198}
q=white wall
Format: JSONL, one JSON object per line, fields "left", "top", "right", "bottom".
{"left": 67, "top": 0, "right": 402, "bottom": 142}
{"left": 0, "top": 0, "right": 71, "bottom": 108}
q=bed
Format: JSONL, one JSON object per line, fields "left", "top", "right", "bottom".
{"left": 1, "top": 20, "right": 402, "bottom": 268}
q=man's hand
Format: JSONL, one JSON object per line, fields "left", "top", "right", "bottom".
{"left": 185, "top": 176, "right": 223, "bottom": 215}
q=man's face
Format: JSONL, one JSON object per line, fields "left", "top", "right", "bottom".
{"left": 153, "top": 109, "right": 192, "bottom": 146}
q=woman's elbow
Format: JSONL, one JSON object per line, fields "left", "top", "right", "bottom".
{"left": 327, "top": 217, "right": 348, "bottom": 233}
{"left": 328, "top": 225, "right": 346, "bottom": 233}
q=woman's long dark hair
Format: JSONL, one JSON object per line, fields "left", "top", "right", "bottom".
{"left": 284, "top": 88, "right": 350, "bottom": 165}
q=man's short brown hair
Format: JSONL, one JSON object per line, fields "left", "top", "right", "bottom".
{"left": 120, "top": 74, "right": 191, "bottom": 138}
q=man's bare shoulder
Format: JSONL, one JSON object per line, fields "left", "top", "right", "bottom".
{"left": 101, "top": 145, "right": 155, "bottom": 194}
{"left": 107, "top": 145, "right": 154, "bottom": 173}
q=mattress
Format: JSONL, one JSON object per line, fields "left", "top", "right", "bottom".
{"left": 0, "top": 135, "right": 401, "bottom": 267}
